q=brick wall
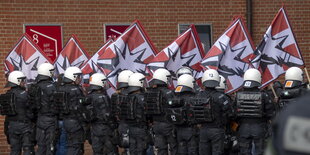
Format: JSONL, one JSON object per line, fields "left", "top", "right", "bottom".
{"left": 0, "top": 0, "right": 309, "bottom": 154}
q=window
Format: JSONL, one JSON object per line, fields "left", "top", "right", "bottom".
{"left": 179, "top": 24, "right": 212, "bottom": 53}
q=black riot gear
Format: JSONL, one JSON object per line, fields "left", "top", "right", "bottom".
{"left": 4, "top": 86, "right": 35, "bottom": 155}
{"left": 57, "top": 82, "right": 86, "bottom": 155}
{"left": 172, "top": 90, "right": 199, "bottom": 155}
{"left": 87, "top": 87, "right": 117, "bottom": 155}
{"left": 235, "top": 88, "right": 275, "bottom": 155}
{"left": 278, "top": 87, "right": 307, "bottom": 108}
{"left": 145, "top": 86, "right": 177, "bottom": 155}
{"left": 0, "top": 93, "right": 16, "bottom": 116}
{"left": 165, "top": 97, "right": 187, "bottom": 125}
{"left": 53, "top": 91, "right": 70, "bottom": 114}
{"left": 236, "top": 91, "right": 263, "bottom": 118}
{"left": 30, "top": 74, "right": 59, "bottom": 155}
{"left": 144, "top": 88, "right": 163, "bottom": 115}
{"left": 119, "top": 94, "right": 136, "bottom": 120}
{"left": 187, "top": 97, "right": 214, "bottom": 124}
{"left": 198, "top": 88, "right": 234, "bottom": 155}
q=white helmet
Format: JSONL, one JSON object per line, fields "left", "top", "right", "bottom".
{"left": 216, "top": 75, "right": 226, "bottom": 90}
{"left": 128, "top": 73, "right": 145, "bottom": 87}
{"left": 243, "top": 68, "right": 261, "bottom": 88}
{"left": 177, "top": 74, "right": 195, "bottom": 90}
{"left": 202, "top": 69, "right": 220, "bottom": 88}
{"left": 285, "top": 67, "right": 303, "bottom": 82}
{"left": 152, "top": 68, "right": 171, "bottom": 85}
{"left": 128, "top": 73, "right": 146, "bottom": 92}
{"left": 117, "top": 70, "right": 134, "bottom": 89}
{"left": 6, "top": 71, "right": 26, "bottom": 87}
{"left": 176, "top": 66, "right": 193, "bottom": 78}
{"left": 90, "top": 73, "right": 107, "bottom": 87}
{"left": 64, "top": 67, "right": 82, "bottom": 82}
{"left": 38, "top": 63, "right": 54, "bottom": 77}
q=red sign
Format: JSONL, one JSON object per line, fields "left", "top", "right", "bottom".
{"left": 24, "top": 25, "right": 63, "bottom": 62}
{"left": 105, "top": 24, "right": 130, "bottom": 41}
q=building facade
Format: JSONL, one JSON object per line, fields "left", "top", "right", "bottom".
{"left": 0, "top": 0, "right": 309, "bottom": 154}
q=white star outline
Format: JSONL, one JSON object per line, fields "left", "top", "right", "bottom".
{"left": 98, "top": 43, "right": 149, "bottom": 88}
{"left": 55, "top": 56, "right": 85, "bottom": 75}
{"left": 260, "top": 28, "right": 303, "bottom": 67}
{"left": 10, "top": 54, "right": 39, "bottom": 81}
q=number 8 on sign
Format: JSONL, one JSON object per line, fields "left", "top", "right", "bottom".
{"left": 33, "top": 34, "right": 39, "bottom": 44}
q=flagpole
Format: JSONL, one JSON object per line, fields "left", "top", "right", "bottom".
{"left": 304, "top": 67, "right": 310, "bottom": 89}
{"left": 269, "top": 83, "right": 278, "bottom": 102}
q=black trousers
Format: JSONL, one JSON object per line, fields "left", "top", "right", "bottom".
{"left": 238, "top": 123, "right": 266, "bottom": 155}
{"left": 91, "top": 123, "right": 117, "bottom": 155}
{"left": 199, "top": 126, "right": 225, "bottom": 155}
{"left": 176, "top": 126, "right": 198, "bottom": 155}
{"left": 8, "top": 121, "right": 35, "bottom": 155}
{"left": 153, "top": 121, "right": 177, "bottom": 155}
{"left": 63, "top": 119, "right": 84, "bottom": 155}
{"left": 129, "top": 125, "right": 148, "bottom": 155}
{"left": 36, "top": 115, "right": 58, "bottom": 155}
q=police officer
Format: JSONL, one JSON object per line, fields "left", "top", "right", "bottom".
{"left": 265, "top": 92, "right": 310, "bottom": 155}
{"left": 86, "top": 73, "right": 117, "bottom": 155}
{"left": 198, "top": 69, "right": 234, "bottom": 155}
{"left": 166, "top": 74, "right": 198, "bottom": 155}
{"left": 176, "top": 66, "right": 200, "bottom": 92}
{"left": 124, "top": 73, "right": 149, "bottom": 155}
{"left": 216, "top": 75, "right": 238, "bottom": 155}
{"left": 127, "top": 73, "right": 148, "bottom": 155}
{"left": 114, "top": 70, "right": 133, "bottom": 154}
{"left": 3, "top": 71, "right": 35, "bottom": 155}
{"left": 145, "top": 68, "right": 177, "bottom": 155}
{"left": 278, "top": 67, "right": 308, "bottom": 109}
{"left": 31, "top": 63, "right": 58, "bottom": 155}
{"left": 57, "top": 67, "right": 85, "bottom": 155}
{"left": 235, "top": 68, "right": 275, "bottom": 155}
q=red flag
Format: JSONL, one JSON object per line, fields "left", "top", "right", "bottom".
{"left": 81, "top": 39, "right": 113, "bottom": 82}
{"left": 201, "top": 17, "right": 255, "bottom": 93}
{"left": 147, "top": 25, "right": 205, "bottom": 87}
{"left": 54, "top": 35, "right": 90, "bottom": 75}
{"left": 97, "top": 20, "right": 158, "bottom": 89}
{"left": 250, "top": 7, "right": 304, "bottom": 87}
{"left": 4, "top": 33, "right": 52, "bottom": 81}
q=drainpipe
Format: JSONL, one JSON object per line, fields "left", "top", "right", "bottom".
{"left": 246, "top": 0, "right": 252, "bottom": 36}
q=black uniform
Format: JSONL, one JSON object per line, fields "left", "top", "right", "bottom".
{"left": 270, "top": 91, "right": 310, "bottom": 155}
{"left": 145, "top": 86, "right": 177, "bottom": 155}
{"left": 86, "top": 86, "right": 117, "bottom": 155}
{"left": 114, "top": 88, "right": 131, "bottom": 154}
{"left": 166, "top": 88, "right": 198, "bottom": 155}
{"left": 235, "top": 88, "right": 275, "bottom": 155}
{"left": 198, "top": 88, "right": 234, "bottom": 155}
{"left": 278, "top": 83, "right": 308, "bottom": 109}
{"left": 126, "top": 89, "right": 149, "bottom": 155}
{"left": 5, "top": 86, "right": 35, "bottom": 155}
{"left": 57, "top": 81, "right": 85, "bottom": 155}
{"left": 29, "top": 75, "right": 58, "bottom": 155}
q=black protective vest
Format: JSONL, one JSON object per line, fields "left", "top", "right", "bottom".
{"left": 144, "top": 88, "right": 163, "bottom": 115}
{"left": 187, "top": 96, "right": 214, "bottom": 124}
{"left": 56, "top": 84, "right": 84, "bottom": 119}
{"left": 29, "top": 80, "right": 57, "bottom": 115}
{"left": 165, "top": 96, "right": 187, "bottom": 125}
{"left": 111, "top": 91, "right": 128, "bottom": 117}
{"left": 236, "top": 91, "right": 263, "bottom": 118}
{"left": 279, "top": 88, "right": 302, "bottom": 108}
{"left": 87, "top": 92, "right": 111, "bottom": 123}
{"left": 5, "top": 87, "right": 34, "bottom": 122}
{"left": 0, "top": 93, "right": 16, "bottom": 116}
{"left": 119, "top": 93, "right": 145, "bottom": 122}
